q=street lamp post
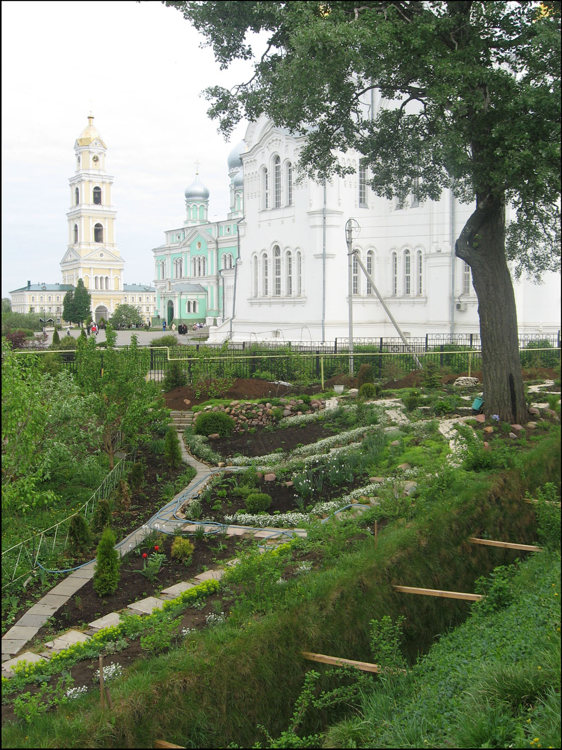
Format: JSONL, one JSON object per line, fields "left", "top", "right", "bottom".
{"left": 345, "top": 219, "right": 359, "bottom": 375}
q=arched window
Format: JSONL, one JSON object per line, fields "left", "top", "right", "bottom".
{"left": 93, "top": 187, "right": 101, "bottom": 205}
{"left": 286, "top": 250, "right": 293, "bottom": 296}
{"left": 262, "top": 167, "right": 269, "bottom": 209}
{"left": 286, "top": 161, "right": 293, "bottom": 206}
{"left": 75, "top": 187, "right": 79, "bottom": 206}
{"left": 201, "top": 257, "right": 206, "bottom": 276}
{"left": 74, "top": 224, "right": 78, "bottom": 244}
{"left": 187, "top": 301, "right": 191, "bottom": 313}
{"left": 174, "top": 258, "right": 183, "bottom": 278}
{"left": 193, "top": 301, "right": 198, "bottom": 313}
{"left": 296, "top": 251, "right": 302, "bottom": 296}
{"left": 159, "top": 260, "right": 166, "bottom": 280}
{"left": 352, "top": 252, "right": 360, "bottom": 295}
{"left": 94, "top": 223, "right": 103, "bottom": 243}
{"left": 359, "top": 160, "right": 368, "bottom": 206}
{"left": 199, "top": 205, "right": 205, "bottom": 220}
{"left": 417, "top": 250, "right": 423, "bottom": 295}
{"left": 366, "top": 250, "right": 374, "bottom": 295}
{"left": 462, "top": 261, "right": 471, "bottom": 295}
{"left": 273, "top": 155, "right": 281, "bottom": 208}
{"left": 252, "top": 255, "right": 258, "bottom": 297}
{"left": 404, "top": 249, "right": 411, "bottom": 295}
{"left": 262, "top": 252, "right": 269, "bottom": 296}
{"left": 223, "top": 253, "right": 233, "bottom": 270}
{"left": 95, "top": 276, "right": 99, "bottom": 290}
{"left": 392, "top": 252, "right": 398, "bottom": 296}
{"left": 273, "top": 245, "right": 281, "bottom": 295}
{"left": 191, "top": 206, "right": 197, "bottom": 220}
{"left": 105, "top": 276, "right": 110, "bottom": 290}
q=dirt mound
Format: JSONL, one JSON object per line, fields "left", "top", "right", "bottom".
{"left": 163, "top": 378, "right": 322, "bottom": 410}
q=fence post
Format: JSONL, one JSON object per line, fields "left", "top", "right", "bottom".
{"left": 425, "top": 333, "right": 428, "bottom": 352}
{"left": 440, "top": 345, "right": 444, "bottom": 368}
{"left": 470, "top": 333, "right": 473, "bottom": 349}
{"left": 315, "top": 350, "right": 320, "bottom": 378}
{"left": 334, "top": 338, "right": 338, "bottom": 354}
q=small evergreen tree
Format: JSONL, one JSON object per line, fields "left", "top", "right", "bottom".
{"left": 116, "top": 479, "right": 131, "bottom": 511}
{"left": 91, "top": 498, "right": 112, "bottom": 533}
{"left": 164, "top": 428, "right": 183, "bottom": 468}
{"left": 93, "top": 527, "right": 120, "bottom": 596}
{"left": 68, "top": 514, "right": 92, "bottom": 555}
{"left": 73, "top": 279, "right": 91, "bottom": 327}
{"left": 163, "top": 360, "right": 188, "bottom": 391}
{"left": 51, "top": 328, "right": 60, "bottom": 346}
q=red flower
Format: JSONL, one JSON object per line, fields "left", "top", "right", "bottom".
{"left": 142, "top": 552, "right": 148, "bottom": 558}
{"left": 154, "top": 545, "right": 159, "bottom": 551}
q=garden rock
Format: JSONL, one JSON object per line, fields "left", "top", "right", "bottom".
{"left": 453, "top": 376, "right": 479, "bottom": 387}
{"left": 509, "top": 432, "right": 518, "bottom": 439}
{"left": 483, "top": 426, "right": 494, "bottom": 434}
{"left": 348, "top": 388, "right": 359, "bottom": 398}
{"left": 475, "top": 414, "right": 486, "bottom": 423}
{"left": 264, "top": 473, "right": 276, "bottom": 482}
{"left": 510, "top": 424, "right": 524, "bottom": 433}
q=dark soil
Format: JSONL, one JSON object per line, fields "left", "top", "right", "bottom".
{"left": 209, "top": 420, "right": 336, "bottom": 458}
{"left": 164, "top": 377, "right": 323, "bottom": 410}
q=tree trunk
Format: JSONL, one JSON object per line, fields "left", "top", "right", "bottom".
{"left": 456, "top": 194, "right": 528, "bottom": 424}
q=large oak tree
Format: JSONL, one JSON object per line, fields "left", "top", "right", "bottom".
{"left": 166, "top": 0, "right": 560, "bottom": 423}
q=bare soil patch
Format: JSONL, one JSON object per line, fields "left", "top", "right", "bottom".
{"left": 209, "top": 420, "right": 335, "bottom": 458}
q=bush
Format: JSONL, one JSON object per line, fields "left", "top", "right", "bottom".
{"left": 403, "top": 390, "right": 421, "bottom": 412}
{"left": 194, "top": 411, "right": 235, "bottom": 438}
{"left": 164, "top": 428, "right": 183, "bottom": 468}
{"left": 51, "top": 328, "right": 60, "bottom": 346}
{"left": 68, "top": 514, "right": 92, "bottom": 555}
{"left": 93, "top": 527, "right": 120, "bottom": 596}
{"left": 421, "top": 359, "right": 442, "bottom": 389}
{"left": 54, "top": 335, "right": 78, "bottom": 350}
{"left": 151, "top": 335, "right": 178, "bottom": 347}
{"left": 244, "top": 492, "right": 272, "bottom": 513}
{"left": 116, "top": 480, "right": 131, "bottom": 511}
{"left": 359, "top": 382, "right": 379, "bottom": 400}
{"left": 163, "top": 361, "right": 187, "bottom": 391}
{"left": 91, "top": 498, "right": 112, "bottom": 533}
{"left": 520, "top": 339, "right": 560, "bottom": 369}
{"left": 171, "top": 536, "right": 195, "bottom": 565}
{"left": 357, "top": 364, "right": 374, "bottom": 387}
{"left": 129, "top": 461, "right": 146, "bottom": 490}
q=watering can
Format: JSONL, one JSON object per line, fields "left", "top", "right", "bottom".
{"left": 472, "top": 395, "right": 484, "bottom": 414}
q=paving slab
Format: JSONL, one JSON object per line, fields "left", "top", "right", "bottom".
{"left": 2, "top": 640, "right": 30, "bottom": 657}
{"left": 25, "top": 601, "right": 63, "bottom": 616}
{"left": 127, "top": 596, "right": 165, "bottom": 615}
{"left": 48, "top": 578, "right": 89, "bottom": 596}
{"left": 88, "top": 612, "right": 122, "bottom": 630}
{"left": 69, "top": 567, "right": 95, "bottom": 579}
{"left": 2, "top": 651, "right": 47, "bottom": 675}
{"left": 16, "top": 613, "right": 53, "bottom": 628}
{"left": 45, "top": 630, "right": 91, "bottom": 651}
{"left": 40, "top": 593, "right": 74, "bottom": 607}
{"left": 160, "top": 581, "right": 197, "bottom": 598}
{"left": 3, "top": 625, "right": 39, "bottom": 642}
{"left": 193, "top": 569, "right": 224, "bottom": 582}
{"left": 225, "top": 526, "right": 250, "bottom": 536}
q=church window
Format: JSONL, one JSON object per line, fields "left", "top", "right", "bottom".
{"left": 124, "top": 296, "right": 127, "bottom": 302}
{"left": 94, "top": 223, "right": 103, "bottom": 243}
{"left": 95, "top": 277, "right": 99, "bottom": 290}
{"left": 273, "top": 245, "right": 281, "bottom": 296}
{"left": 93, "top": 187, "right": 101, "bottom": 205}
{"left": 286, "top": 162, "right": 293, "bottom": 206}
{"left": 359, "top": 160, "right": 368, "bottom": 207}
{"left": 56, "top": 296, "right": 60, "bottom": 302}
{"left": 273, "top": 156, "right": 281, "bottom": 208}
{"left": 286, "top": 250, "right": 293, "bottom": 296}
{"left": 199, "top": 205, "right": 205, "bottom": 220}
{"left": 262, "top": 167, "right": 269, "bottom": 209}
{"left": 193, "top": 301, "right": 198, "bottom": 313}
{"left": 74, "top": 224, "right": 78, "bottom": 243}
{"left": 262, "top": 253, "right": 269, "bottom": 295}
{"left": 417, "top": 250, "right": 423, "bottom": 295}
{"left": 48, "top": 296, "right": 52, "bottom": 302}
{"left": 77, "top": 156, "right": 80, "bottom": 170}
{"left": 223, "top": 253, "right": 233, "bottom": 270}
{"left": 392, "top": 252, "right": 398, "bottom": 295}
{"left": 296, "top": 251, "right": 302, "bottom": 296}
{"left": 404, "top": 250, "right": 411, "bottom": 295}
{"left": 352, "top": 252, "right": 360, "bottom": 295}
{"left": 252, "top": 255, "right": 258, "bottom": 297}
{"left": 366, "top": 250, "right": 374, "bottom": 295}
{"left": 174, "top": 258, "right": 183, "bottom": 278}
{"left": 462, "top": 261, "right": 471, "bottom": 295}
{"left": 75, "top": 187, "right": 79, "bottom": 205}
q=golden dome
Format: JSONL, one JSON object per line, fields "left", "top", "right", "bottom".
{"left": 76, "top": 114, "right": 106, "bottom": 148}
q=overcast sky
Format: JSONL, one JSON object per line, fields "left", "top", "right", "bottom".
{"left": 1, "top": 0, "right": 253, "bottom": 298}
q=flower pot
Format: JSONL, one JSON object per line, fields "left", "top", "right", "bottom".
{"left": 334, "top": 385, "right": 345, "bottom": 395}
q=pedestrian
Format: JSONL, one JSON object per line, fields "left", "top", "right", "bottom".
{"left": 91, "top": 323, "right": 97, "bottom": 336}
{"left": 163, "top": 320, "right": 166, "bottom": 331}
{"left": 171, "top": 322, "right": 176, "bottom": 331}
{"left": 86, "top": 323, "right": 91, "bottom": 335}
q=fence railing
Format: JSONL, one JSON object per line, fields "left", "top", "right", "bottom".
{"left": 2, "top": 458, "right": 128, "bottom": 590}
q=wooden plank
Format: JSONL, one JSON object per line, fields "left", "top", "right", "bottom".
{"left": 302, "top": 651, "right": 381, "bottom": 673}
{"left": 392, "top": 585, "right": 483, "bottom": 601}
{"left": 468, "top": 537, "right": 542, "bottom": 552}
{"left": 154, "top": 742, "right": 185, "bottom": 749}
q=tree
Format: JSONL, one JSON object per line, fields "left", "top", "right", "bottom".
{"left": 62, "top": 279, "right": 91, "bottom": 326}
{"left": 110, "top": 303, "right": 144, "bottom": 329}
{"left": 93, "top": 527, "right": 120, "bottom": 596}
{"left": 167, "top": 1, "right": 561, "bottom": 423}
{"left": 2, "top": 298, "right": 11, "bottom": 313}
{"left": 62, "top": 289, "right": 74, "bottom": 325}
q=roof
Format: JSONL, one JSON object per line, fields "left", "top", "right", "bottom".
{"left": 10, "top": 283, "right": 74, "bottom": 293}
{"left": 123, "top": 284, "right": 155, "bottom": 292}
{"left": 170, "top": 283, "right": 207, "bottom": 294}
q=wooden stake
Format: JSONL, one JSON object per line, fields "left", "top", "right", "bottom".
{"left": 374, "top": 520, "right": 378, "bottom": 548}
{"left": 468, "top": 537, "right": 542, "bottom": 552}
{"left": 99, "top": 653, "right": 105, "bottom": 709}
{"left": 154, "top": 741, "right": 185, "bottom": 749}
{"left": 302, "top": 651, "right": 381, "bottom": 673}
{"left": 392, "top": 585, "right": 483, "bottom": 601}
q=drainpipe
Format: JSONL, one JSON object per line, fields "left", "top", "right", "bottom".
{"left": 450, "top": 183, "right": 456, "bottom": 338}
{"left": 230, "top": 217, "right": 244, "bottom": 340}
{"left": 215, "top": 224, "right": 220, "bottom": 323}
{"left": 321, "top": 180, "right": 327, "bottom": 344}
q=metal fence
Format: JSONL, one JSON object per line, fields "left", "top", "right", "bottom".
{"left": 2, "top": 458, "right": 128, "bottom": 590}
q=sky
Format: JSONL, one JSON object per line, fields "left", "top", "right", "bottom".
{"left": 1, "top": 0, "right": 254, "bottom": 298}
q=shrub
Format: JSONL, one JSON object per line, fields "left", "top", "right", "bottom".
{"left": 164, "top": 428, "right": 183, "bottom": 468}
{"left": 163, "top": 361, "right": 187, "bottom": 391}
{"left": 129, "top": 461, "right": 146, "bottom": 490}
{"left": 194, "top": 411, "right": 235, "bottom": 438}
{"left": 116, "top": 480, "right": 131, "bottom": 511}
{"left": 51, "top": 328, "right": 60, "bottom": 346}
{"left": 54, "top": 335, "right": 78, "bottom": 350}
{"left": 245, "top": 492, "right": 272, "bottom": 513}
{"left": 359, "top": 383, "right": 379, "bottom": 400}
{"left": 68, "top": 514, "right": 92, "bottom": 555}
{"left": 421, "top": 359, "right": 442, "bottom": 389}
{"left": 151, "top": 334, "right": 178, "bottom": 347}
{"left": 91, "top": 498, "right": 112, "bottom": 533}
{"left": 93, "top": 528, "right": 120, "bottom": 596}
{"left": 403, "top": 390, "right": 421, "bottom": 412}
{"left": 171, "top": 536, "right": 195, "bottom": 565}
{"left": 357, "top": 364, "right": 375, "bottom": 387}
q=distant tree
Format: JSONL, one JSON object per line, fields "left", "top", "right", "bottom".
{"left": 62, "top": 289, "right": 74, "bottom": 325}
{"left": 110, "top": 304, "right": 144, "bottom": 329}
{"left": 2, "top": 298, "right": 11, "bottom": 313}
{"left": 168, "top": 0, "right": 561, "bottom": 423}
{"left": 73, "top": 279, "right": 91, "bottom": 327}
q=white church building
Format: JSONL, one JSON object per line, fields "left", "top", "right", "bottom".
{"left": 154, "top": 109, "right": 560, "bottom": 344}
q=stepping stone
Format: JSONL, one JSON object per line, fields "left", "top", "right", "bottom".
{"left": 160, "top": 581, "right": 197, "bottom": 599}
{"left": 2, "top": 651, "right": 47, "bottom": 676}
{"left": 193, "top": 569, "right": 224, "bottom": 582}
{"left": 88, "top": 612, "right": 122, "bottom": 631}
{"left": 127, "top": 596, "right": 165, "bottom": 615}
{"left": 45, "top": 629, "right": 91, "bottom": 651}
{"left": 225, "top": 526, "right": 249, "bottom": 536}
